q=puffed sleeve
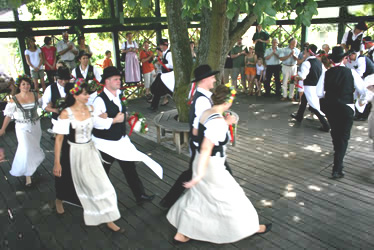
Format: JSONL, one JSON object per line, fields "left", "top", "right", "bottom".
{"left": 53, "top": 118, "right": 70, "bottom": 135}
{"left": 3, "top": 102, "right": 16, "bottom": 117}
{"left": 204, "top": 118, "right": 228, "bottom": 145}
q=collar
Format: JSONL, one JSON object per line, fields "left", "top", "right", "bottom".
{"left": 196, "top": 87, "right": 212, "bottom": 98}
{"left": 103, "top": 87, "right": 121, "bottom": 101}
{"left": 80, "top": 65, "right": 89, "bottom": 73}
{"left": 57, "top": 82, "right": 65, "bottom": 89}
{"left": 305, "top": 56, "right": 316, "bottom": 60}
{"left": 351, "top": 31, "right": 363, "bottom": 37}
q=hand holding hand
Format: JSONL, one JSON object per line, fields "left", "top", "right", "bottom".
{"left": 99, "top": 113, "right": 108, "bottom": 119}
{"left": 113, "top": 112, "right": 125, "bottom": 124}
{"left": 53, "top": 163, "right": 62, "bottom": 177}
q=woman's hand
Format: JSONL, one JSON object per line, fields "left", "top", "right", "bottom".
{"left": 183, "top": 176, "right": 201, "bottom": 189}
{"left": 0, "top": 129, "right": 5, "bottom": 136}
{"left": 224, "top": 114, "right": 237, "bottom": 126}
{"left": 53, "top": 163, "right": 62, "bottom": 177}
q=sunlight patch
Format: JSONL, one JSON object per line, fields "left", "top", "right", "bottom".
{"left": 283, "top": 191, "right": 297, "bottom": 198}
{"left": 293, "top": 215, "right": 301, "bottom": 222}
{"left": 260, "top": 200, "right": 273, "bottom": 207}
{"left": 303, "top": 144, "right": 322, "bottom": 153}
{"left": 308, "top": 185, "right": 322, "bottom": 191}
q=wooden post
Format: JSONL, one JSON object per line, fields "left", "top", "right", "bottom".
{"left": 111, "top": 0, "right": 123, "bottom": 68}
{"left": 155, "top": 0, "right": 162, "bottom": 44}
{"left": 13, "top": 9, "right": 29, "bottom": 75}
{"left": 337, "top": 7, "right": 348, "bottom": 44}
{"left": 301, "top": 24, "right": 308, "bottom": 46}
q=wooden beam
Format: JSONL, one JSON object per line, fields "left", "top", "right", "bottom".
{"left": 316, "top": 0, "right": 373, "bottom": 8}
{"left": 13, "top": 9, "right": 29, "bottom": 75}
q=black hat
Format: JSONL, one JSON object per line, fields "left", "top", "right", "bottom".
{"left": 159, "top": 39, "right": 168, "bottom": 46}
{"left": 56, "top": 67, "right": 71, "bottom": 80}
{"left": 355, "top": 21, "right": 368, "bottom": 31}
{"left": 308, "top": 44, "right": 318, "bottom": 54}
{"left": 191, "top": 64, "right": 219, "bottom": 83}
{"left": 101, "top": 66, "right": 121, "bottom": 83}
{"left": 328, "top": 46, "right": 349, "bottom": 63}
{"left": 77, "top": 50, "right": 91, "bottom": 60}
{"left": 363, "top": 36, "right": 372, "bottom": 42}
{"left": 347, "top": 49, "right": 359, "bottom": 56}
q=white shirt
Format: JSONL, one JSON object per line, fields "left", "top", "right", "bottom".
{"left": 163, "top": 48, "right": 173, "bottom": 70}
{"left": 341, "top": 30, "right": 365, "bottom": 52}
{"left": 298, "top": 56, "right": 321, "bottom": 80}
{"left": 345, "top": 56, "right": 366, "bottom": 77}
{"left": 264, "top": 47, "right": 281, "bottom": 65}
{"left": 121, "top": 41, "right": 138, "bottom": 50}
{"left": 316, "top": 65, "right": 367, "bottom": 111}
{"left": 71, "top": 65, "right": 102, "bottom": 82}
{"left": 42, "top": 82, "right": 66, "bottom": 110}
{"left": 256, "top": 64, "right": 264, "bottom": 75}
{"left": 280, "top": 46, "right": 300, "bottom": 66}
{"left": 25, "top": 48, "right": 44, "bottom": 71}
{"left": 56, "top": 40, "right": 78, "bottom": 61}
{"left": 192, "top": 87, "right": 212, "bottom": 130}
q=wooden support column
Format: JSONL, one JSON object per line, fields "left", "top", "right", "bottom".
{"left": 301, "top": 24, "right": 308, "bottom": 46}
{"left": 13, "top": 9, "right": 29, "bottom": 75}
{"left": 155, "top": 0, "right": 162, "bottom": 44}
{"left": 111, "top": 0, "right": 123, "bottom": 68}
{"left": 77, "top": 0, "right": 84, "bottom": 34}
{"left": 337, "top": 7, "right": 348, "bottom": 44}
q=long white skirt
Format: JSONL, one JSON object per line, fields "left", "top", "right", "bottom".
{"left": 167, "top": 152, "right": 260, "bottom": 244}
{"left": 69, "top": 140, "right": 120, "bottom": 226}
{"left": 10, "top": 120, "right": 44, "bottom": 177}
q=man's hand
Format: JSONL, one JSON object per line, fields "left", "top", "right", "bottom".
{"left": 113, "top": 112, "right": 125, "bottom": 124}
{"left": 99, "top": 113, "right": 108, "bottom": 119}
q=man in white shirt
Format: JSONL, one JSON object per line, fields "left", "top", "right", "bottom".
{"left": 363, "top": 36, "right": 374, "bottom": 62}
{"left": 56, "top": 31, "right": 78, "bottom": 69}
{"left": 279, "top": 38, "right": 300, "bottom": 101}
{"left": 264, "top": 38, "right": 281, "bottom": 96}
{"left": 341, "top": 21, "right": 367, "bottom": 54}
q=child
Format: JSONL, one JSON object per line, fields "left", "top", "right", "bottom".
{"left": 102, "top": 50, "right": 113, "bottom": 69}
{"left": 254, "top": 58, "right": 264, "bottom": 96}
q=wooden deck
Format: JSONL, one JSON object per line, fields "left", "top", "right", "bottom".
{"left": 1, "top": 93, "right": 373, "bottom": 249}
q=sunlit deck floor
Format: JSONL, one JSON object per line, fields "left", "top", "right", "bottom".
{"left": 1, "top": 93, "right": 373, "bottom": 249}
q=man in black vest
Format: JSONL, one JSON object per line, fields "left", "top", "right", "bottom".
{"left": 316, "top": 46, "right": 367, "bottom": 179}
{"left": 341, "top": 21, "right": 368, "bottom": 54}
{"left": 92, "top": 66, "right": 157, "bottom": 204}
{"left": 42, "top": 67, "right": 71, "bottom": 125}
{"left": 363, "top": 36, "right": 374, "bottom": 62}
{"left": 159, "top": 65, "right": 235, "bottom": 209}
{"left": 346, "top": 49, "right": 374, "bottom": 121}
{"left": 291, "top": 44, "right": 330, "bottom": 132}
{"left": 72, "top": 51, "right": 101, "bottom": 105}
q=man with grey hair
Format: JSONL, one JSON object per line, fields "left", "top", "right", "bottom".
{"left": 56, "top": 31, "right": 78, "bottom": 69}
{"left": 264, "top": 38, "right": 281, "bottom": 96}
{"left": 322, "top": 44, "right": 330, "bottom": 54}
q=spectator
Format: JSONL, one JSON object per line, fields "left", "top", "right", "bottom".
{"left": 322, "top": 44, "right": 330, "bottom": 54}
{"left": 77, "top": 35, "right": 92, "bottom": 57}
{"left": 252, "top": 24, "right": 270, "bottom": 60}
{"left": 154, "top": 47, "right": 163, "bottom": 74}
{"left": 140, "top": 41, "right": 156, "bottom": 99}
{"left": 230, "top": 38, "right": 247, "bottom": 90}
{"left": 223, "top": 52, "right": 233, "bottom": 84}
{"left": 121, "top": 32, "right": 141, "bottom": 84}
{"left": 41, "top": 36, "right": 57, "bottom": 86}
{"left": 25, "top": 37, "right": 46, "bottom": 92}
{"left": 190, "top": 41, "right": 197, "bottom": 63}
{"left": 254, "top": 58, "right": 264, "bottom": 96}
{"left": 102, "top": 50, "right": 113, "bottom": 69}
{"left": 279, "top": 38, "right": 300, "bottom": 101}
{"left": 57, "top": 31, "right": 78, "bottom": 70}
{"left": 341, "top": 21, "right": 367, "bottom": 54}
{"left": 264, "top": 38, "right": 281, "bottom": 96}
{"left": 363, "top": 36, "right": 374, "bottom": 62}
{"left": 245, "top": 47, "right": 257, "bottom": 95}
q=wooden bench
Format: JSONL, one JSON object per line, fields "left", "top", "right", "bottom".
{"left": 153, "top": 109, "right": 189, "bottom": 154}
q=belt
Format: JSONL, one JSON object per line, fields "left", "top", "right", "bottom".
{"left": 283, "top": 64, "right": 295, "bottom": 67}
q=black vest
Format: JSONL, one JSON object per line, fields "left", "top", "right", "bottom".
{"left": 162, "top": 50, "right": 173, "bottom": 73}
{"left": 358, "top": 55, "right": 374, "bottom": 78}
{"left": 188, "top": 91, "right": 213, "bottom": 141}
{"left": 347, "top": 31, "right": 363, "bottom": 52}
{"left": 92, "top": 92, "right": 127, "bottom": 141}
{"left": 368, "top": 49, "right": 373, "bottom": 63}
{"left": 303, "top": 58, "right": 322, "bottom": 86}
{"left": 75, "top": 65, "right": 94, "bottom": 81}
{"left": 324, "top": 67, "right": 354, "bottom": 105}
{"left": 51, "top": 83, "right": 61, "bottom": 120}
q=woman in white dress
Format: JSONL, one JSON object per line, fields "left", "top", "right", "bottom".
{"left": 53, "top": 79, "right": 123, "bottom": 233}
{"left": 167, "top": 84, "right": 271, "bottom": 244}
{"left": 0, "top": 75, "right": 44, "bottom": 186}
{"left": 366, "top": 75, "right": 374, "bottom": 150}
{"left": 121, "top": 32, "right": 141, "bottom": 83}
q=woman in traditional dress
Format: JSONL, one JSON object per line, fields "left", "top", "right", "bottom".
{"left": 0, "top": 75, "right": 44, "bottom": 186}
{"left": 121, "top": 32, "right": 141, "bottom": 83}
{"left": 167, "top": 84, "right": 271, "bottom": 244}
{"left": 53, "top": 79, "right": 123, "bottom": 232}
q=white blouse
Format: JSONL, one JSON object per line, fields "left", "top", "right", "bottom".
{"left": 204, "top": 117, "right": 229, "bottom": 146}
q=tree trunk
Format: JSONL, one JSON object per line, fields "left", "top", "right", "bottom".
{"left": 165, "top": 0, "right": 193, "bottom": 122}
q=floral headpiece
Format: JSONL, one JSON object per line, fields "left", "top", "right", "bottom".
{"left": 224, "top": 83, "right": 236, "bottom": 104}
{"left": 70, "top": 78, "right": 84, "bottom": 94}
{"left": 15, "top": 74, "right": 32, "bottom": 87}
{"left": 87, "top": 78, "right": 103, "bottom": 93}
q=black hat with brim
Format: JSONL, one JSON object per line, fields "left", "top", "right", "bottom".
{"left": 191, "top": 64, "right": 219, "bottom": 83}
{"left": 328, "top": 46, "right": 349, "bottom": 62}
{"left": 355, "top": 21, "right": 368, "bottom": 31}
{"left": 77, "top": 50, "right": 91, "bottom": 60}
{"left": 100, "top": 66, "right": 121, "bottom": 83}
{"left": 363, "top": 36, "right": 372, "bottom": 42}
{"left": 56, "top": 67, "right": 72, "bottom": 80}
{"left": 159, "top": 39, "right": 168, "bottom": 46}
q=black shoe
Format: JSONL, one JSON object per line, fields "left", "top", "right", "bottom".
{"left": 147, "top": 106, "right": 157, "bottom": 112}
{"left": 159, "top": 199, "right": 171, "bottom": 210}
{"left": 136, "top": 194, "right": 155, "bottom": 205}
{"left": 256, "top": 223, "right": 272, "bottom": 235}
{"left": 318, "top": 126, "right": 330, "bottom": 132}
{"left": 354, "top": 117, "right": 367, "bottom": 121}
{"left": 290, "top": 113, "right": 302, "bottom": 122}
{"left": 146, "top": 94, "right": 153, "bottom": 100}
{"left": 329, "top": 172, "right": 345, "bottom": 180}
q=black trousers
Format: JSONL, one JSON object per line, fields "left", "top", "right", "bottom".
{"left": 325, "top": 104, "right": 354, "bottom": 174}
{"left": 295, "top": 94, "right": 330, "bottom": 130}
{"left": 99, "top": 150, "right": 145, "bottom": 199}
{"left": 45, "top": 70, "right": 56, "bottom": 87}
{"left": 265, "top": 65, "right": 281, "bottom": 96}
{"left": 161, "top": 139, "right": 233, "bottom": 208}
{"left": 150, "top": 73, "right": 173, "bottom": 109}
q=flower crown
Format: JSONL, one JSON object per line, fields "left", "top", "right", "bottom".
{"left": 224, "top": 83, "right": 236, "bottom": 104}
{"left": 70, "top": 78, "right": 84, "bottom": 94}
{"left": 15, "top": 74, "right": 32, "bottom": 87}
{"left": 87, "top": 78, "right": 103, "bottom": 93}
